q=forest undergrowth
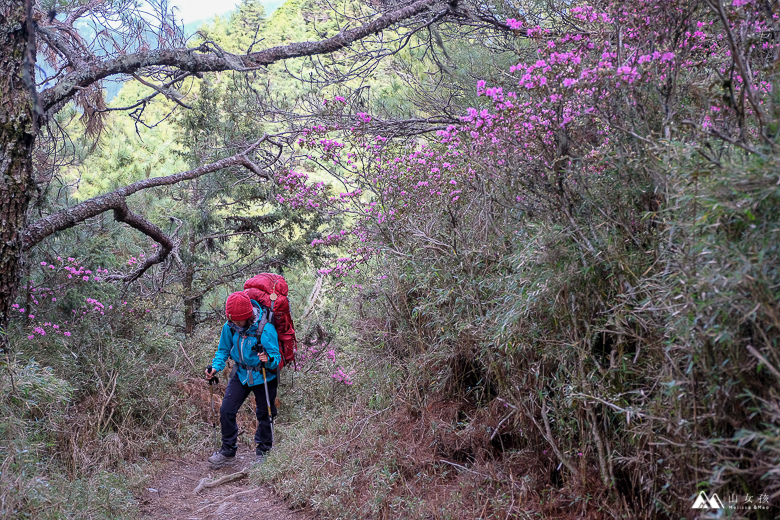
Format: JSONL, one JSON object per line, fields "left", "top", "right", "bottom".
{"left": 250, "top": 0, "right": 780, "bottom": 517}
{"left": 270, "top": 159, "right": 779, "bottom": 519}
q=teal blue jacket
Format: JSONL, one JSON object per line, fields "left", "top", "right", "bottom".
{"left": 211, "top": 301, "right": 280, "bottom": 385}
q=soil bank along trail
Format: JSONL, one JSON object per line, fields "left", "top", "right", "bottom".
{"left": 139, "top": 454, "right": 314, "bottom": 520}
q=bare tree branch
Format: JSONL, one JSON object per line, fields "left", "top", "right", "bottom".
{"left": 23, "top": 136, "right": 271, "bottom": 250}
{"left": 40, "top": 0, "right": 444, "bottom": 112}
{"left": 109, "top": 198, "right": 175, "bottom": 283}
{"left": 130, "top": 73, "right": 192, "bottom": 109}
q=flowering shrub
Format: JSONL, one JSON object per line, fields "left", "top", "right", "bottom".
{"left": 331, "top": 367, "right": 355, "bottom": 385}
{"left": 270, "top": 1, "right": 780, "bottom": 515}
{"left": 5, "top": 247, "right": 191, "bottom": 507}
{"left": 294, "top": 338, "right": 359, "bottom": 387}
{"left": 290, "top": 0, "right": 778, "bottom": 275}
{"left": 12, "top": 250, "right": 158, "bottom": 344}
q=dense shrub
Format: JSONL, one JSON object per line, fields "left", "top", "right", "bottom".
{"left": 261, "top": 0, "right": 780, "bottom": 517}
{"left": 1, "top": 248, "right": 204, "bottom": 518}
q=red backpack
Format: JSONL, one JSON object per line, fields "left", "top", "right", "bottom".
{"left": 244, "top": 273, "right": 297, "bottom": 371}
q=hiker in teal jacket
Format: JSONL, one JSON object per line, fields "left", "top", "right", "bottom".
{"left": 205, "top": 291, "right": 280, "bottom": 466}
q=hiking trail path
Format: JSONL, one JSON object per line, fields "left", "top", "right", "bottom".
{"left": 138, "top": 451, "right": 315, "bottom": 520}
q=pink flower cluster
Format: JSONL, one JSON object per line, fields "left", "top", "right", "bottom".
{"left": 310, "top": 230, "right": 350, "bottom": 247}
{"left": 39, "top": 257, "right": 109, "bottom": 281}
{"left": 267, "top": 0, "right": 779, "bottom": 282}
{"left": 275, "top": 171, "right": 329, "bottom": 210}
{"left": 27, "top": 321, "right": 71, "bottom": 340}
{"left": 127, "top": 253, "right": 146, "bottom": 266}
{"left": 331, "top": 368, "right": 356, "bottom": 385}
{"left": 505, "top": 18, "right": 523, "bottom": 30}
{"left": 18, "top": 253, "right": 153, "bottom": 342}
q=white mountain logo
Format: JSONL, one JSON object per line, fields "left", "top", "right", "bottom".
{"left": 692, "top": 491, "right": 725, "bottom": 509}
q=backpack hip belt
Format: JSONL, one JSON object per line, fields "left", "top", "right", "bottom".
{"left": 234, "top": 360, "right": 276, "bottom": 381}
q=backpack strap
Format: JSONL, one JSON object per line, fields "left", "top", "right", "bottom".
{"left": 252, "top": 307, "right": 278, "bottom": 375}
{"left": 228, "top": 306, "right": 277, "bottom": 383}
{"left": 268, "top": 288, "right": 277, "bottom": 323}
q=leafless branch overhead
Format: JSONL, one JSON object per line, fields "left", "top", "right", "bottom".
{"left": 39, "top": 0, "right": 445, "bottom": 113}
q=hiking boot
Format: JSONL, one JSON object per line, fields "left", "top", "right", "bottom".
{"left": 254, "top": 447, "right": 268, "bottom": 465}
{"left": 208, "top": 450, "right": 236, "bottom": 468}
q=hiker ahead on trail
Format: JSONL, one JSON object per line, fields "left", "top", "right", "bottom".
{"left": 205, "top": 291, "right": 280, "bottom": 467}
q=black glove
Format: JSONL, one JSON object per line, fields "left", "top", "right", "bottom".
{"left": 205, "top": 365, "right": 219, "bottom": 385}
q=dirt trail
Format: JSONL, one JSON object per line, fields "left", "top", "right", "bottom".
{"left": 138, "top": 451, "right": 315, "bottom": 520}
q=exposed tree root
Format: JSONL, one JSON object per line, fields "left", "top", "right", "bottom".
{"left": 195, "top": 487, "right": 263, "bottom": 513}
{"left": 193, "top": 467, "right": 250, "bottom": 494}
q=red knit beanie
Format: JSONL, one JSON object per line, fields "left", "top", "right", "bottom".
{"left": 225, "top": 291, "right": 253, "bottom": 321}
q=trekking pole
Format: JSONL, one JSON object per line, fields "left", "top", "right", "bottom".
{"left": 262, "top": 297, "right": 276, "bottom": 448}
{"left": 260, "top": 357, "right": 275, "bottom": 448}
{"left": 207, "top": 366, "right": 220, "bottom": 454}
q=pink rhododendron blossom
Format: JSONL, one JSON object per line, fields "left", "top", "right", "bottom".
{"left": 506, "top": 18, "right": 523, "bottom": 30}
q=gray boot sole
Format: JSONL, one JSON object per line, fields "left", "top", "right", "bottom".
{"left": 208, "top": 457, "right": 236, "bottom": 468}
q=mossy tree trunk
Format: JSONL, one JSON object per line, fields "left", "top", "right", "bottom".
{"left": 0, "top": 1, "right": 37, "bottom": 339}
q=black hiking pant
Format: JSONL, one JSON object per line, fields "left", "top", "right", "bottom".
{"left": 220, "top": 371, "right": 277, "bottom": 454}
